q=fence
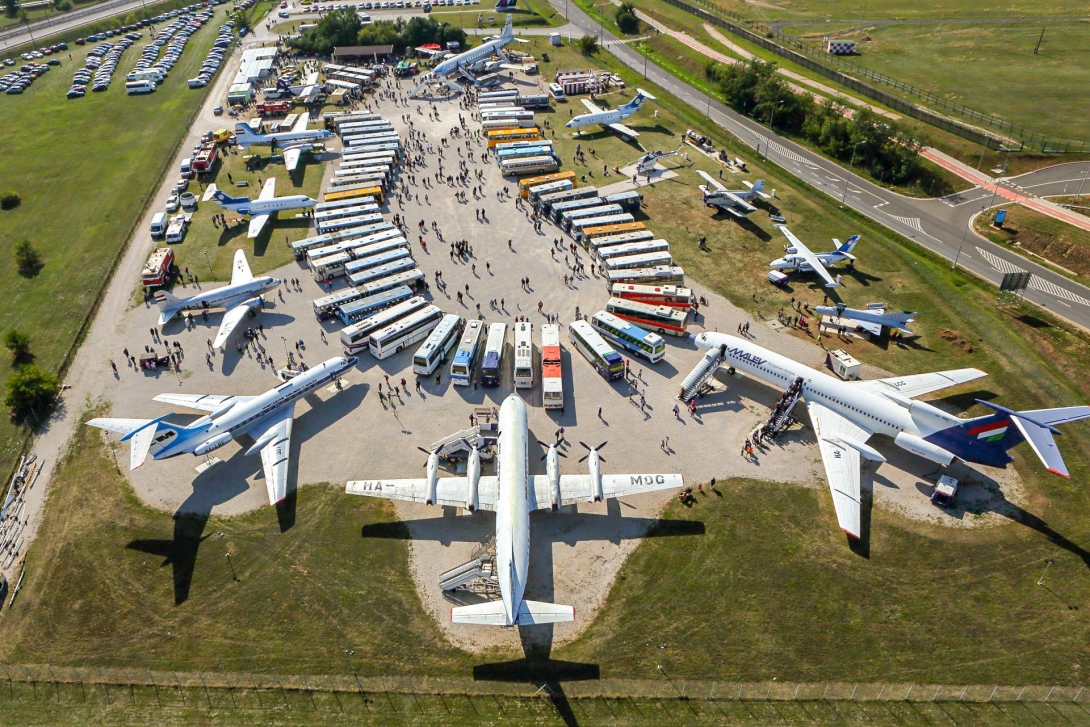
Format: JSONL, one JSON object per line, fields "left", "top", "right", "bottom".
{"left": 660, "top": 0, "right": 1088, "bottom": 154}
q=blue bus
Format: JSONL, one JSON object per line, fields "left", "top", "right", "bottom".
{"left": 450, "top": 319, "right": 485, "bottom": 386}
{"left": 568, "top": 320, "right": 625, "bottom": 380}
{"left": 590, "top": 311, "right": 666, "bottom": 364}
{"left": 334, "top": 285, "right": 414, "bottom": 326}
{"left": 480, "top": 322, "right": 508, "bottom": 387}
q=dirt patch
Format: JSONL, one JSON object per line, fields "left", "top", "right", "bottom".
{"left": 939, "top": 328, "right": 974, "bottom": 354}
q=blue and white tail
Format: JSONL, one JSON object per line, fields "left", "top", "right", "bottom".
{"left": 837, "top": 235, "right": 861, "bottom": 256}
{"left": 623, "top": 88, "right": 657, "bottom": 111}
{"left": 233, "top": 123, "right": 262, "bottom": 147}
{"left": 86, "top": 415, "right": 185, "bottom": 470}
{"left": 211, "top": 188, "right": 247, "bottom": 206}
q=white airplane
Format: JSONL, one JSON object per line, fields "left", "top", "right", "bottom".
{"left": 696, "top": 170, "right": 772, "bottom": 218}
{"left": 232, "top": 113, "right": 335, "bottom": 172}
{"left": 345, "top": 395, "right": 684, "bottom": 626}
{"left": 566, "top": 89, "right": 656, "bottom": 140}
{"left": 203, "top": 177, "right": 316, "bottom": 238}
{"left": 420, "top": 15, "right": 523, "bottom": 91}
{"left": 689, "top": 331, "right": 1090, "bottom": 539}
{"left": 634, "top": 147, "right": 681, "bottom": 175}
{"left": 770, "top": 224, "right": 859, "bottom": 288}
{"left": 814, "top": 303, "right": 917, "bottom": 336}
{"left": 155, "top": 249, "right": 281, "bottom": 349}
{"left": 87, "top": 356, "right": 358, "bottom": 505}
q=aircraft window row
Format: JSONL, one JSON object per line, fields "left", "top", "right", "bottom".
{"left": 814, "top": 391, "right": 901, "bottom": 430}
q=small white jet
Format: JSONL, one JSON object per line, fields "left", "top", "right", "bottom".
{"left": 87, "top": 356, "right": 358, "bottom": 505}
{"left": 689, "top": 331, "right": 1090, "bottom": 540}
{"left": 233, "top": 112, "right": 335, "bottom": 172}
{"left": 346, "top": 395, "right": 684, "bottom": 626}
{"left": 203, "top": 177, "right": 316, "bottom": 238}
{"left": 566, "top": 89, "right": 656, "bottom": 139}
{"left": 769, "top": 224, "right": 859, "bottom": 288}
{"left": 155, "top": 249, "right": 281, "bottom": 349}
{"left": 696, "top": 170, "right": 771, "bottom": 218}
{"left": 814, "top": 303, "right": 917, "bottom": 336}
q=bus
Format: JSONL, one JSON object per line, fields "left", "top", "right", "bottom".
{"left": 500, "top": 156, "right": 560, "bottom": 177}
{"left": 328, "top": 173, "right": 388, "bottom": 190}
{"left": 342, "top": 142, "right": 401, "bottom": 159}
{"left": 602, "top": 189, "right": 642, "bottom": 212}
{"left": 572, "top": 215, "right": 638, "bottom": 241}
{"left": 291, "top": 226, "right": 385, "bottom": 259}
{"left": 602, "top": 251, "right": 674, "bottom": 272}
{"left": 486, "top": 128, "right": 542, "bottom": 148}
{"left": 480, "top": 110, "right": 534, "bottom": 122}
{"left": 340, "top": 296, "right": 429, "bottom": 355}
{"left": 605, "top": 296, "right": 689, "bottom": 336}
{"left": 347, "top": 258, "right": 417, "bottom": 287}
{"left": 518, "top": 94, "right": 551, "bottom": 109}
{"left": 550, "top": 196, "right": 603, "bottom": 223}
{"left": 338, "top": 120, "right": 394, "bottom": 135}
{"left": 305, "top": 222, "right": 395, "bottom": 259}
{"left": 496, "top": 145, "right": 554, "bottom": 163}
{"left": 313, "top": 203, "right": 380, "bottom": 227}
{"left": 568, "top": 320, "right": 625, "bottom": 381}
{"left": 580, "top": 221, "right": 647, "bottom": 240}
{"left": 311, "top": 252, "right": 353, "bottom": 281}
{"left": 480, "top": 322, "right": 508, "bottom": 387}
{"left": 334, "top": 164, "right": 390, "bottom": 179}
{"left": 316, "top": 212, "right": 385, "bottom": 234}
{"left": 412, "top": 313, "right": 462, "bottom": 375}
{"left": 324, "top": 185, "right": 385, "bottom": 203}
{"left": 526, "top": 179, "right": 573, "bottom": 205}
{"left": 332, "top": 112, "right": 381, "bottom": 131}
{"left": 518, "top": 170, "right": 577, "bottom": 198}
{"left": 479, "top": 89, "right": 518, "bottom": 102}
{"left": 512, "top": 321, "right": 534, "bottom": 389}
{"left": 334, "top": 285, "right": 414, "bottom": 326}
{"left": 344, "top": 136, "right": 400, "bottom": 151}
{"left": 595, "top": 239, "right": 670, "bottom": 261}
{"left": 341, "top": 148, "right": 398, "bottom": 163}
{"left": 605, "top": 265, "right": 685, "bottom": 287}
{"left": 306, "top": 232, "right": 405, "bottom": 269}
{"left": 478, "top": 104, "right": 525, "bottom": 113}
{"left": 540, "top": 323, "right": 563, "bottom": 410}
{"left": 482, "top": 118, "right": 538, "bottom": 131}
{"left": 588, "top": 230, "right": 655, "bottom": 254}
{"left": 535, "top": 187, "right": 595, "bottom": 214}
{"left": 369, "top": 304, "right": 445, "bottom": 359}
{"left": 359, "top": 268, "right": 425, "bottom": 297}
{"left": 611, "top": 283, "right": 694, "bottom": 308}
{"left": 494, "top": 139, "right": 553, "bottom": 153}
{"left": 559, "top": 204, "right": 622, "bottom": 230}
{"left": 590, "top": 311, "right": 666, "bottom": 364}
{"left": 313, "top": 287, "right": 364, "bottom": 320}
{"left": 314, "top": 196, "right": 377, "bottom": 213}
{"left": 343, "top": 248, "right": 411, "bottom": 278}
{"left": 450, "top": 319, "right": 485, "bottom": 386}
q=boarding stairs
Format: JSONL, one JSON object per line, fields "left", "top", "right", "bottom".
{"left": 427, "top": 425, "right": 493, "bottom": 462}
{"left": 678, "top": 344, "right": 727, "bottom": 402}
{"left": 439, "top": 535, "right": 499, "bottom": 596}
{"left": 767, "top": 377, "right": 805, "bottom": 434}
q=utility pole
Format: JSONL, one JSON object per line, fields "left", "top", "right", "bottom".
{"left": 1033, "top": 26, "right": 1045, "bottom": 54}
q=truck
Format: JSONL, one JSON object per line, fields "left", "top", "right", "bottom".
{"left": 255, "top": 101, "right": 290, "bottom": 116}
{"left": 142, "top": 247, "right": 175, "bottom": 287}
{"left": 192, "top": 143, "right": 219, "bottom": 173}
{"left": 165, "top": 214, "right": 189, "bottom": 243}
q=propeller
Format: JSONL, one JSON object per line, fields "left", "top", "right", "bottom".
{"left": 537, "top": 440, "right": 568, "bottom": 460}
{"left": 578, "top": 441, "right": 607, "bottom": 463}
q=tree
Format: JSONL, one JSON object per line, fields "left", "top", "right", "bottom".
{"left": 358, "top": 19, "right": 401, "bottom": 47}
{"left": 14, "top": 239, "right": 42, "bottom": 277}
{"left": 289, "top": 7, "right": 361, "bottom": 54}
{"left": 2, "top": 0, "right": 17, "bottom": 18}
{"left": 575, "top": 34, "right": 599, "bottom": 56}
{"left": 3, "top": 330, "right": 31, "bottom": 363}
{"left": 0, "top": 190, "right": 19, "bottom": 210}
{"left": 4, "top": 365, "right": 60, "bottom": 426}
{"left": 615, "top": 2, "right": 639, "bottom": 34}
{"left": 123, "top": 11, "right": 137, "bottom": 25}
{"left": 55, "top": 0, "right": 72, "bottom": 10}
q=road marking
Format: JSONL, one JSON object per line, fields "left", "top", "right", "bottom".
{"left": 873, "top": 201, "right": 890, "bottom": 209}
{"left": 1030, "top": 276, "right": 1090, "bottom": 306}
{"left": 976, "top": 247, "right": 1025, "bottom": 274}
{"left": 1058, "top": 300, "right": 1073, "bottom": 307}
{"left": 887, "top": 215, "right": 923, "bottom": 231}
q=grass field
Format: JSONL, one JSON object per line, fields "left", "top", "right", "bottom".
{"left": 0, "top": 5, "right": 234, "bottom": 472}
{"left": 973, "top": 205, "right": 1090, "bottom": 279}
{"left": 709, "top": 0, "right": 1090, "bottom": 21}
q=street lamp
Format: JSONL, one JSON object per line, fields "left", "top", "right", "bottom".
{"left": 766, "top": 100, "right": 784, "bottom": 132}
{"left": 952, "top": 205, "right": 984, "bottom": 270}
{"left": 840, "top": 140, "right": 864, "bottom": 206}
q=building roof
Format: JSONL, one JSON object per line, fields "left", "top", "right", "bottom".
{"left": 333, "top": 45, "right": 395, "bottom": 58}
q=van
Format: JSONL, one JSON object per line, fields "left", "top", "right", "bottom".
{"left": 548, "top": 82, "right": 565, "bottom": 100}
{"left": 125, "top": 80, "right": 156, "bottom": 94}
{"left": 150, "top": 212, "right": 168, "bottom": 237}
{"left": 180, "top": 157, "right": 193, "bottom": 177}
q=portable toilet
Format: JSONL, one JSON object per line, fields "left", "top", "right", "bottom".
{"left": 549, "top": 32, "right": 561, "bottom": 46}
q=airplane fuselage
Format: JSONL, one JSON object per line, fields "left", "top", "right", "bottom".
{"left": 434, "top": 39, "right": 512, "bottom": 78}
{"left": 567, "top": 109, "right": 627, "bottom": 129}
{"left": 216, "top": 195, "right": 316, "bottom": 217}
{"left": 160, "top": 277, "right": 281, "bottom": 323}
{"left": 493, "top": 396, "right": 531, "bottom": 626}
{"left": 770, "top": 251, "right": 849, "bottom": 272}
{"left": 238, "top": 130, "right": 334, "bottom": 149}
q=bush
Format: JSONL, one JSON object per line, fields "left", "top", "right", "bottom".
{"left": 3, "top": 330, "right": 31, "bottom": 363}
{"left": 576, "top": 34, "right": 599, "bottom": 56}
{"left": 4, "top": 365, "right": 60, "bottom": 426}
{"left": 55, "top": 0, "right": 73, "bottom": 10}
{"left": 0, "top": 190, "right": 19, "bottom": 210}
{"left": 615, "top": 2, "right": 639, "bottom": 34}
{"left": 14, "top": 239, "right": 42, "bottom": 277}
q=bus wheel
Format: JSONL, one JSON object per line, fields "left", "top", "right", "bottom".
{"left": 658, "top": 328, "right": 665, "bottom": 335}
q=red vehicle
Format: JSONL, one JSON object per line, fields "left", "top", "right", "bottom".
{"left": 256, "top": 101, "right": 291, "bottom": 116}
{"left": 192, "top": 142, "right": 219, "bottom": 173}
{"left": 142, "top": 248, "right": 175, "bottom": 288}
{"left": 610, "top": 283, "right": 694, "bottom": 309}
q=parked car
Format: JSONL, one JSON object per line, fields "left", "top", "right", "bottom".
{"left": 165, "top": 193, "right": 180, "bottom": 212}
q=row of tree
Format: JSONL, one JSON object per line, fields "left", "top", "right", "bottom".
{"left": 707, "top": 57, "right": 926, "bottom": 186}
{"left": 288, "top": 9, "right": 467, "bottom": 56}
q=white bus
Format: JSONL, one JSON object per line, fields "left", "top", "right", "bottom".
{"left": 316, "top": 213, "right": 385, "bottom": 234}
{"left": 568, "top": 320, "right": 625, "bottom": 381}
{"left": 482, "top": 118, "right": 539, "bottom": 131}
{"left": 588, "top": 230, "right": 656, "bottom": 254}
{"left": 125, "top": 79, "right": 157, "bottom": 94}
{"left": 559, "top": 204, "right": 621, "bottom": 229}
{"left": 311, "top": 252, "right": 353, "bottom": 281}
{"left": 347, "top": 257, "right": 417, "bottom": 287}
{"left": 340, "top": 296, "right": 428, "bottom": 355}
{"left": 368, "top": 305, "right": 445, "bottom": 359}
{"left": 344, "top": 133, "right": 400, "bottom": 148}
{"left": 606, "top": 296, "right": 688, "bottom": 336}
{"left": 306, "top": 232, "right": 406, "bottom": 269}
{"left": 513, "top": 321, "right": 534, "bottom": 389}
{"left": 480, "top": 322, "right": 508, "bottom": 387}
{"left": 339, "top": 121, "right": 394, "bottom": 135}
{"left": 602, "top": 251, "right": 674, "bottom": 271}
{"left": 499, "top": 156, "right": 559, "bottom": 177}
{"left": 481, "top": 110, "right": 535, "bottom": 123}
{"left": 605, "top": 265, "right": 686, "bottom": 287}
{"left": 338, "top": 159, "right": 393, "bottom": 174}
{"left": 412, "top": 314, "right": 463, "bottom": 375}
{"left": 313, "top": 287, "right": 365, "bottom": 320}
{"left": 334, "top": 285, "right": 414, "bottom": 326}
{"left": 343, "top": 248, "right": 411, "bottom": 278}
{"left": 450, "top": 319, "right": 485, "bottom": 386}
{"left": 344, "top": 142, "right": 401, "bottom": 159}
{"left": 596, "top": 239, "right": 670, "bottom": 260}
{"left": 328, "top": 173, "right": 389, "bottom": 190}
{"left": 341, "top": 149, "right": 398, "bottom": 163}
{"left": 313, "top": 203, "right": 380, "bottom": 227}
{"left": 590, "top": 310, "right": 666, "bottom": 364}
{"left": 294, "top": 221, "right": 395, "bottom": 260}
{"left": 359, "top": 268, "right": 424, "bottom": 296}
{"left": 540, "top": 324, "right": 563, "bottom": 410}
{"left": 526, "top": 179, "right": 572, "bottom": 205}
{"left": 314, "top": 196, "right": 378, "bottom": 213}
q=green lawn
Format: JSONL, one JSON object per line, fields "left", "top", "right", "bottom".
{"left": 708, "top": 0, "right": 1090, "bottom": 21}
{"left": 0, "top": 4, "right": 235, "bottom": 471}
{"left": 973, "top": 204, "right": 1090, "bottom": 280}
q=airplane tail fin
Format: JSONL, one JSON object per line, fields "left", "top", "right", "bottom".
{"left": 154, "top": 290, "right": 184, "bottom": 324}
{"left": 625, "top": 88, "right": 656, "bottom": 110}
{"left": 751, "top": 179, "right": 766, "bottom": 196}
{"left": 86, "top": 415, "right": 177, "bottom": 470}
{"left": 838, "top": 234, "right": 861, "bottom": 255}
{"left": 233, "top": 123, "right": 259, "bottom": 146}
{"left": 450, "top": 599, "right": 575, "bottom": 625}
{"left": 976, "top": 401, "right": 1090, "bottom": 477}
{"left": 211, "top": 188, "right": 246, "bottom": 206}
{"left": 500, "top": 12, "right": 514, "bottom": 38}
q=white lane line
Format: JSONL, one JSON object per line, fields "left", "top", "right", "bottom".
{"left": 976, "top": 247, "right": 1025, "bottom": 274}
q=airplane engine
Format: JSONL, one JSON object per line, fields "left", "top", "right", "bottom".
{"left": 193, "top": 432, "right": 234, "bottom": 456}
{"left": 466, "top": 446, "right": 481, "bottom": 512}
{"left": 546, "top": 445, "right": 561, "bottom": 510}
{"left": 894, "top": 432, "right": 954, "bottom": 466}
{"left": 588, "top": 450, "right": 604, "bottom": 502}
{"left": 425, "top": 451, "right": 440, "bottom": 505}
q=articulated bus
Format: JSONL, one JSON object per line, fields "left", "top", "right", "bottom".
{"left": 572, "top": 214, "right": 637, "bottom": 241}
{"left": 550, "top": 197, "right": 604, "bottom": 223}
{"left": 518, "top": 94, "right": 551, "bottom": 109}
{"left": 480, "top": 322, "right": 508, "bottom": 387}
{"left": 358, "top": 268, "right": 425, "bottom": 297}
{"left": 536, "top": 186, "right": 596, "bottom": 214}
{"left": 499, "top": 155, "right": 560, "bottom": 177}
{"left": 595, "top": 239, "right": 670, "bottom": 261}
{"left": 306, "top": 231, "right": 405, "bottom": 269}
{"left": 347, "top": 258, "right": 417, "bottom": 287}
{"left": 525, "top": 179, "right": 573, "bottom": 205}
{"left": 610, "top": 283, "right": 694, "bottom": 309}
{"left": 412, "top": 314, "right": 463, "bottom": 376}
{"left": 568, "top": 320, "right": 625, "bottom": 381}
{"left": 342, "top": 142, "right": 401, "bottom": 160}
{"left": 343, "top": 248, "right": 411, "bottom": 278}
{"left": 588, "top": 230, "right": 655, "bottom": 254}
{"left": 513, "top": 321, "right": 534, "bottom": 389}
{"left": 605, "top": 296, "right": 688, "bottom": 336}
{"left": 340, "top": 297, "right": 429, "bottom": 356}
{"left": 344, "top": 132, "right": 400, "bottom": 146}
{"left": 605, "top": 265, "right": 685, "bottom": 287}
{"left": 590, "top": 310, "right": 666, "bottom": 364}
{"left": 314, "top": 196, "right": 377, "bottom": 214}
{"left": 324, "top": 185, "right": 385, "bottom": 203}
{"left": 582, "top": 221, "right": 647, "bottom": 241}
{"left": 316, "top": 212, "right": 385, "bottom": 235}
{"left": 334, "top": 285, "right": 414, "bottom": 326}
{"left": 369, "top": 304, "right": 445, "bottom": 360}
{"left": 313, "top": 287, "right": 365, "bottom": 321}
{"left": 341, "top": 149, "right": 398, "bottom": 164}
{"left": 540, "top": 324, "right": 563, "bottom": 410}
{"left": 450, "top": 319, "right": 485, "bottom": 386}
{"left": 486, "top": 128, "right": 542, "bottom": 148}
{"left": 602, "top": 251, "right": 674, "bottom": 272}
{"left": 518, "top": 170, "right": 576, "bottom": 198}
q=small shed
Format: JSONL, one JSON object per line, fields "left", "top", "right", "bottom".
{"left": 826, "top": 349, "right": 862, "bottom": 380}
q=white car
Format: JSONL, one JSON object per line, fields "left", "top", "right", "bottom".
{"left": 165, "top": 193, "right": 180, "bottom": 212}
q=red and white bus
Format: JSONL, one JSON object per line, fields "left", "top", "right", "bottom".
{"left": 605, "top": 296, "right": 689, "bottom": 336}
{"left": 610, "top": 283, "right": 694, "bottom": 309}
{"left": 540, "top": 323, "right": 563, "bottom": 410}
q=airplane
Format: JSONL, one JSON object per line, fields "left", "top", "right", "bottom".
{"left": 414, "top": 15, "right": 524, "bottom": 94}
{"left": 814, "top": 303, "right": 917, "bottom": 336}
{"left": 87, "top": 356, "right": 358, "bottom": 506}
{"left": 688, "top": 331, "right": 1090, "bottom": 540}
{"left": 203, "top": 177, "right": 316, "bottom": 238}
{"left": 632, "top": 145, "right": 683, "bottom": 175}
{"left": 345, "top": 395, "right": 684, "bottom": 627}
{"left": 696, "top": 170, "right": 771, "bottom": 218}
{"left": 566, "top": 88, "right": 656, "bottom": 140}
{"left": 233, "top": 112, "right": 335, "bottom": 172}
{"left": 769, "top": 224, "right": 859, "bottom": 288}
{"left": 155, "top": 249, "right": 281, "bottom": 349}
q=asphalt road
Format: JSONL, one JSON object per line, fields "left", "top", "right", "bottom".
{"left": 543, "top": 0, "right": 1090, "bottom": 328}
{"left": 1, "top": 0, "right": 154, "bottom": 49}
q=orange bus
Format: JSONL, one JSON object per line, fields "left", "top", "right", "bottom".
{"left": 581, "top": 221, "right": 647, "bottom": 241}
{"left": 518, "top": 170, "right": 577, "bottom": 198}
{"left": 324, "top": 185, "right": 385, "bottom": 203}
{"left": 486, "top": 127, "right": 542, "bottom": 148}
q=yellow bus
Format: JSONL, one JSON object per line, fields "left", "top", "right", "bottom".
{"left": 486, "top": 127, "right": 542, "bottom": 148}
{"left": 518, "top": 170, "right": 578, "bottom": 198}
{"left": 582, "top": 221, "right": 647, "bottom": 241}
{"left": 324, "top": 185, "right": 385, "bottom": 204}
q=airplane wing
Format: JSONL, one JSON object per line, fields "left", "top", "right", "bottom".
{"left": 282, "top": 146, "right": 303, "bottom": 172}
{"left": 853, "top": 368, "right": 988, "bottom": 399}
{"left": 212, "top": 302, "right": 254, "bottom": 349}
{"left": 248, "top": 404, "right": 294, "bottom": 505}
{"left": 230, "top": 248, "right": 253, "bottom": 285}
{"left": 345, "top": 476, "right": 501, "bottom": 511}
{"left": 257, "top": 177, "right": 277, "bottom": 201}
{"left": 152, "top": 393, "right": 253, "bottom": 412}
{"left": 291, "top": 111, "right": 310, "bottom": 133}
{"left": 722, "top": 191, "right": 758, "bottom": 213}
{"left": 529, "top": 473, "right": 684, "bottom": 509}
{"left": 606, "top": 122, "right": 639, "bottom": 138}
{"left": 580, "top": 98, "right": 602, "bottom": 114}
{"left": 247, "top": 214, "right": 271, "bottom": 239}
{"left": 696, "top": 170, "right": 727, "bottom": 192}
{"left": 807, "top": 401, "right": 876, "bottom": 539}
{"left": 777, "top": 225, "right": 838, "bottom": 287}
